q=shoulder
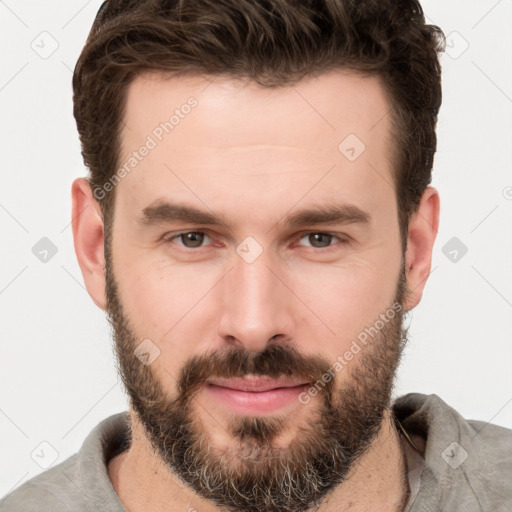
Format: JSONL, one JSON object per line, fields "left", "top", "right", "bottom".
{"left": 0, "top": 455, "right": 81, "bottom": 511}
{"left": 0, "top": 412, "right": 130, "bottom": 512}
{"left": 394, "top": 392, "right": 512, "bottom": 511}
{"left": 393, "top": 391, "right": 512, "bottom": 458}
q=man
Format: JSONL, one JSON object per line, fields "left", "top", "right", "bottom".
{"left": 1, "top": 0, "right": 511, "bottom": 511}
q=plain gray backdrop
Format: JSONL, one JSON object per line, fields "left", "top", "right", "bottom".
{"left": 1, "top": 0, "right": 511, "bottom": 497}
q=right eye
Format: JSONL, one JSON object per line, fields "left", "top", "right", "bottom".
{"left": 164, "top": 231, "right": 213, "bottom": 249}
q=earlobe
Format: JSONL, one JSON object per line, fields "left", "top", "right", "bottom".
{"left": 403, "top": 186, "right": 440, "bottom": 311}
{"left": 71, "top": 177, "right": 107, "bottom": 310}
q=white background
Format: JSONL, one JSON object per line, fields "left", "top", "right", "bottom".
{"left": 1, "top": 0, "right": 511, "bottom": 498}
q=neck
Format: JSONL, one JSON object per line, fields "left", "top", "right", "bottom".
{"left": 108, "top": 408, "right": 410, "bottom": 512}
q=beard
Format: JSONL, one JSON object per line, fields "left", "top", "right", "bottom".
{"left": 104, "top": 232, "right": 409, "bottom": 512}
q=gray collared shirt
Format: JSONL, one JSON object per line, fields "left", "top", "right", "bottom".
{"left": 1, "top": 393, "right": 511, "bottom": 511}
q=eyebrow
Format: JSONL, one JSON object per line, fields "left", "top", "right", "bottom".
{"left": 138, "top": 201, "right": 371, "bottom": 230}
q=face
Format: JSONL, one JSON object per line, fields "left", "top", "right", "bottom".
{"left": 104, "top": 70, "right": 409, "bottom": 512}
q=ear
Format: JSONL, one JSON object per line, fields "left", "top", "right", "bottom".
{"left": 403, "top": 186, "right": 440, "bottom": 311}
{"left": 71, "top": 177, "right": 107, "bottom": 310}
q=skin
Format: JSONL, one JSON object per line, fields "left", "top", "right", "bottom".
{"left": 71, "top": 69, "right": 439, "bottom": 511}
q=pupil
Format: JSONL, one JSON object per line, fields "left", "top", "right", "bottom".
{"left": 310, "top": 233, "right": 331, "bottom": 247}
{"left": 183, "top": 232, "right": 203, "bottom": 247}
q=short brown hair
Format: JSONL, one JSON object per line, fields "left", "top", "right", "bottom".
{"left": 73, "top": 0, "right": 445, "bottom": 251}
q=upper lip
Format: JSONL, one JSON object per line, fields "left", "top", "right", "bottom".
{"left": 206, "top": 376, "right": 309, "bottom": 392}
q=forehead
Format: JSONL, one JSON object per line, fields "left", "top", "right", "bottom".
{"left": 117, "top": 69, "right": 394, "bottom": 217}
{"left": 122, "top": 68, "right": 391, "bottom": 148}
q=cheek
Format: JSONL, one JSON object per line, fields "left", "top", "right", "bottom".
{"left": 117, "top": 259, "right": 214, "bottom": 335}
{"left": 113, "top": 249, "right": 223, "bottom": 380}
{"left": 286, "top": 254, "right": 401, "bottom": 357}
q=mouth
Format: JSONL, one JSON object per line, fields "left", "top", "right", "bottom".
{"left": 204, "top": 376, "right": 311, "bottom": 415}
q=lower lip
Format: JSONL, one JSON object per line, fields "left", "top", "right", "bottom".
{"left": 205, "top": 383, "right": 310, "bottom": 415}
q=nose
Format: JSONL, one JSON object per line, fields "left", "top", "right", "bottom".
{"left": 217, "top": 247, "right": 295, "bottom": 352}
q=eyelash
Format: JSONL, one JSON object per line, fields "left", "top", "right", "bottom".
{"left": 162, "top": 230, "right": 351, "bottom": 251}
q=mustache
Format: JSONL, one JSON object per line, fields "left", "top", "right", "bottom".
{"left": 176, "top": 343, "right": 334, "bottom": 403}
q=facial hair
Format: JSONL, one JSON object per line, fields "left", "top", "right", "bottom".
{"left": 104, "top": 233, "right": 409, "bottom": 512}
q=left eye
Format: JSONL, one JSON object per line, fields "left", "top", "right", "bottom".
{"left": 296, "top": 232, "right": 344, "bottom": 249}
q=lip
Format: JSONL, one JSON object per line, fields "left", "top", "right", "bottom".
{"left": 207, "top": 376, "right": 308, "bottom": 392}
{"left": 204, "top": 376, "right": 311, "bottom": 415}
